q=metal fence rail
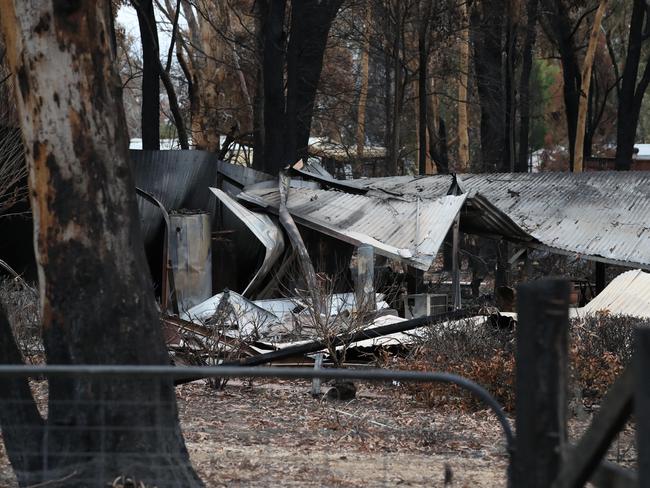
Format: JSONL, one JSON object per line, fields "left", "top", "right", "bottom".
{"left": 0, "top": 364, "right": 514, "bottom": 486}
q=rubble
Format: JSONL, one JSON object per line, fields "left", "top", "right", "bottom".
{"left": 127, "top": 153, "right": 650, "bottom": 369}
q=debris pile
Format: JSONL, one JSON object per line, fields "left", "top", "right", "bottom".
{"left": 129, "top": 152, "right": 650, "bottom": 369}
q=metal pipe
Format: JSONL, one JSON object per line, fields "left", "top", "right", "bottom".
{"left": 0, "top": 363, "right": 514, "bottom": 453}
{"left": 234, "top": 309, "right": 473, "bottom": 366}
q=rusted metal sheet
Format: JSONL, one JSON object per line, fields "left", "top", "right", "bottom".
{"left": 353, "top": 172, "right": 650, "bottom": 269}
{"left": 239, "top": 187, "right": 468, "bottom": 270}
{"left": 168, "top": 211, "right": 212, "bottom": 311}
{"left": 573, "top": 269, "right": 650, "bottom": 319}
{"left": 209, "top": 188, "right": 284, "bottom": 297}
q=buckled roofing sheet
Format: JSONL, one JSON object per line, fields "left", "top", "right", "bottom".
{"left": 239, "top": 186, "right": 468, "bottom": 270}
{"left": 351, "top": 172, "right": 650, "bottom": 269}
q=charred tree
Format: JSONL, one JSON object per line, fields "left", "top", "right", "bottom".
{"left": 417, "top": 1, "right": 431, "bottom": 175}
{"left": 254, "top": 0, "right": 342, "bottom": 175}
{"left": 285, "top": 0, "right": 344, "bottom": 165}
{"left": 253, "top": 0, "right": 266, "bottom": 170}
{"left": 134, "top": 0, "right": 161, "bottom": 150}
{"left": 0, "top": 2, "right": 201, "bottom": 486}
{"left": 356, "top": 4, "right": 372, "bottom": 160}
{"left": 457, "top": 1, "right": 471, "bottom": 173}
{"left": 541, "top": 0, "right": 581, "bottom": 171}
{"left": 470, "top": 0, "right": 507, "bottom": 172}
{"left": 260, "top": 0, "right": 287, "bottom": 174}
{"left": 387, "top": 0, "right": 404, "bottom": 176}
{"left": 516, "top": 0, "right": 539, "bottom": 173}
{"left": 615, "top": 0, "right": 650, "bottom": 171}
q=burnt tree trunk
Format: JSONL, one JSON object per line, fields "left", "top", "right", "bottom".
{"left": 457, "top": 1, "right": 470, "bottom": 172}
{"left": 471, "top": 0, "right": 507, "bottom": 172}
{"left": 574, "top": 0, "right": 608, "bottom": 173}
{"left": 0, "top": 306, "right": 43, "bottom": 487}
{"left": 355, "top": 4, "right": 371, "bottom": 160}
{"left": 261, "top": 0, "right": 286, "bottom": 174}
{"left": 285, "top": 0, "right": 343, "bottom": 165}
{"left": 615, "top": 0, "right": 650, "bottom": 171}
{"left": 134, "top": 0, "right": 161, "bottom": 150}
{"left": 516, "top": 0, "right": 539, "bottom": 173}
{"left": 430, "top": 116, "right": 449, "bottom": 174}
{"left": 504, "top": 9, "right": 517, "bottom": 172}
{"left": 417, "top": 6, "right": 429, "bottom": 176}
{"left": 252, "top": 0, "right": 266, "bottom": 170}
{"left": 388, "top": 1, "right": 403, "bottom": 176}
{"left": 0, "top": 2, "right": 201, "bottom": 486}
{"left": 542, "top": 0, "right": 580, "bottom": 171}
{"left": 256, "top": 0, "right": 342, "bottom": 175}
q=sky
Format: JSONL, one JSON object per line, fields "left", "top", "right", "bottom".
{"left": 116, "top": 4, "right": 177, "bottom": 55}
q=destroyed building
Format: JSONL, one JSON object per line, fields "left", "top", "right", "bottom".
{"left": 126, "top": 150, "right": 650, "bottom": 366}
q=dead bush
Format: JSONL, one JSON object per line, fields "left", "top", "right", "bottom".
{"left": 0, "top": 277, "right": 41, "bottom": 362}
{"left": 397, "top": 317, "right": 515, "bottom": 410}
{"left": 570, "top": 312, "right": 642, "bottom": 407}
{"left": 398, "top": 313, "right": 647, "bottom": 413}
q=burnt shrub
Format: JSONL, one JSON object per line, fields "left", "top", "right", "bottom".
{"left": 398, "top": 313, "right": 647, "bottom": 412}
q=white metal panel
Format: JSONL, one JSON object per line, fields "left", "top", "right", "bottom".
{"left": 573, "top": 269, "right": 650, "bottom": 319}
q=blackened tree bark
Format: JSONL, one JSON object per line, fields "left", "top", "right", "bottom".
{"left": 470, "top": 0, "right": 507, "bottom": 172}
{"left": 504, "top": 9, "right": 517, "bottom": 172}
{"left": 383, "top": 30, "right": 394, "bottom": 176}
{"left": 254, "top": 0, "right": 343, "bottom": 175}
{"left": 0, "top": 305, "right": 43, "bottom": 487}
{"left": 156, "top": 0, "right": 190, "bottom": 149}
{"left": 285, "top": 0, "right": 344, "bottom": 165}
{"left": 0, "top": 2, "right": 201, "bottom": 486}
{"left": 434, "top": 117, "right": 449, "bottom": 174}
{"left": 261, "top": 0, "right": 286, "bottom": 174}
{"left": 134, "top": 0, "right": 161, "bottom": 150}
{"left": 516, "top": 0, "right": 539, "bottom": 173}
{"left": 252, "top": 0, "right": 266, "bottom": 170}
{"left": 541, "top": 0, "right": 581, "bottom": 171}
{"left": 417, "top": 1, "right": 431, "bottom": 175}
{"left": 388, "top": 0, "right": 404, "bottom": 176}
{"left": 615, "top": 0, "right": 650, "bottom": 170}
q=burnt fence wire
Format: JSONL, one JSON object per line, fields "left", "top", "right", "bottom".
{"left": 0, "top": 364, "right": 513, "bottom": 487}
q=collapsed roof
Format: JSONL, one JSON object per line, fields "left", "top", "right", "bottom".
{"left": 349, "top": 172, "right": 650, "bottom": 270}
{"left": 131, "top": 150, "right": 650, "bottom": 302}
{"left": 239, "top": 186, "right": 470, "bottom": 270}
{"left": 237, "top": 169, "right": 650, "bottom": 271}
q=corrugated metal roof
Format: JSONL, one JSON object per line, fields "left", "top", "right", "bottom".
{"left": 131, "top": 150, "right": 219, "bottom": 244}
{"left": 351, "top": 172, "right": 650, "bottom": 269}
{"left": 239, "top": 187, "right": 468, "bottom": 270}
{"left": 572, "top": 269, "right": 650, "bottom": 319}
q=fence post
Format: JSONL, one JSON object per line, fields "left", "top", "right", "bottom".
{"left": 635, "top": 327, "right": 650, "bottom": 487}
{"left": 311, "top": 353, "right": 324, "bottom": 397}
{"left": 355, "top": 245, "right": 375, "bottom": 314}
{"left": 514, "top": 279, "right": 570, "bottom": 488}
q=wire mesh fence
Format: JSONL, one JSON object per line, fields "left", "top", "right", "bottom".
{"left": 0, "top": 365, "right": 512, "bottom": 487}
